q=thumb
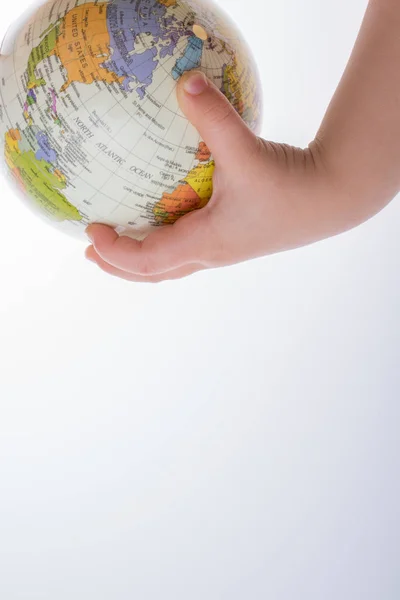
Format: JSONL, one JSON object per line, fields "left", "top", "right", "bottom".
{"left": 177, "top": 70, "right": 259, "bottom": 167}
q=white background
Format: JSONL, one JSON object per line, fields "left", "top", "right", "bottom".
{"left": 0, "top": 0, "right": 399, "bottom": 598}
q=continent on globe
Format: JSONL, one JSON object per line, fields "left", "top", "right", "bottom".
{"left": 222, "top": 55, "right": 261, "bottom": 128}
{"left": 26, "top": 3, "right": 126, "bottom": 93}
{"left": 35, "top": 131, "right": 57, "bottom": 163}
{"left": 195, "top": 142, "right": 212, "bottom": 162}
{"left": 104, "top": 0, "right": 160, "bottom": 97}
{"left": 4, "top": 129, "right": 81, "bottom": 222}
{"left": 27, "top": 24, "right": 59, "bottom": 88}
{"left": 47, "top": 88, "right": 62, "bottom": 127}
{"left": 172, "top": 36, "right": 204, "bottom": 80}
{"left": 154, "top": 143, "right": 214, "bottom": 224}
{"left": 102, "top": 0, "right": 200, "bottom": 98}
{"left": 64, "top": 3, "right": 120, "bottom": 93}
{"left": 26, "top": 89, "right": 37, "bottom": 106}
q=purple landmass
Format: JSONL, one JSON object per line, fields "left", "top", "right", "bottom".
{"left": 103, "top": 0, "right": 185, "bottom": 97}
{"left": 35, "top": 131, "right": 57, "bottom": 163}
{"left": 28, "top": 89, "right": 37, "bottom": 103}
{"left": 160, "top": 31, "right": 181, "bottom": 59}
{"left": 50, "top": 88, "right": 57, "bottom": 115}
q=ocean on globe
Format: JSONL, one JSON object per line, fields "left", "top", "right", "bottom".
{"left": 0, "top": 0, "right": 262, "bottom": 240}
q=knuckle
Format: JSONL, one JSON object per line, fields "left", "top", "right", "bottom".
{"left": 136, "top": 254, "right": 154, "bottom": 276}
{"left": 114, "top": 236, "right": 157, "bottom": 276}
{"left": 203, "top": 100, "right": 234, "bottom": 130}
{"left": 93, "top": 237, "right": 110, "bottom": 255}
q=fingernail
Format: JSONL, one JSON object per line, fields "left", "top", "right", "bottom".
{"left": 85, "top": 226, "right": 93, "bottom": 242}
{"left": 183, "top": 72, "right": 208, "bottom": 96}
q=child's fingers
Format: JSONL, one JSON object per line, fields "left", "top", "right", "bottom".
{"left": 85, "top": 208, "right": 212, "bottom": 276}
{"left": 176, "top": 71, "right": 259, "bottom": 168}
{"left": 85, "top": 245, "right": 205, "bottom": 283}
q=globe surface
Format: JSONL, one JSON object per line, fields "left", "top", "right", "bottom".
{"left": 0, "top": 0, "right": 262, "bottom": 240}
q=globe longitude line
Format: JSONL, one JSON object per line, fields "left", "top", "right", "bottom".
{"left": 74, "top": 0, "right": 172, "bottom": 222}
{"left": 12, "top": 64, "right": 192, "bottom": 198}
{"left": 50, "top": 0, "right": 233, "bottom": 148}
{"left": 10, "top": 35, "right": 184, "bottom": 191}
{"left": 104, "top": 0, "right": 241, "bottom": 205}
{"left": 91, "top": 0, "right": 205, "bottom": 222}
{"left": 68, "top": 61, "right": 184, "bottom": 220}
{"left": 5, "top": 84, "right": 175, "bottom": 219}
{"left": 120, "top": 3, "right": 236, "bottom": 160}
{"left": 83, "top": 30, "right": 191, "bottom": 175}
{"left": 68, "top": 5, "right": 196, "bottom": 144}
{"left": 99, "top": 42, "right": 194, "bottom": 221}
{"left": 110, "top": 3, "right": 210, "bottom": 196}
{"left": 1, "top": 66, "right": 150, "bottom": 222}
{"left": 122, "top": 26, "right": 191, "bottom": 150}
{"left": 52, "top": 0, "right": 122, "bottom": 226}
{"left": 119, "top": 0, "right": 210, "bottom": 220}
{"left": 91, "top": 9, "right": 196, "bottom": 166}
{"left": 112, "top": 79, "right": 195, "bottom": 220}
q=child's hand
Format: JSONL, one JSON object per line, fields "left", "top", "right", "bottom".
{"left": 86, "top": 0, "right": 400, "bottom": 284}
{"left": 85, "top": 71, "right": 330, "bottom": 283}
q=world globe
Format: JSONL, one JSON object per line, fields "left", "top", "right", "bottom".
{"left": 0, "top": 0, "right": 262, "bottom": 240}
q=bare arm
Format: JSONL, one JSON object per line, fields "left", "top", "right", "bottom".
{"left": 316, "top": 0, "right": 400, "bottom": 225}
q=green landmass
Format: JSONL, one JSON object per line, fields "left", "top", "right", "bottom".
{"left": 7, "top": 138, "right": 81, "bottom": 222}
{"left": 40, "top": 23, "right": 56, "bottom": 38}
{"left": 27, "top": 25, "right": 59, "bottom": 89}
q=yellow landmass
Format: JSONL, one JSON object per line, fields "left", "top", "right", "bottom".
{"left": 55, "top": 3, "right": 124, "bottom": 93}
{"left": 223, "top": 53, "right": 261, "bottom": 131}
{"left": 154, "top": 159, "right": 215, "bottom": 225}
{"left": 23, "top": 110, "right": 33, "bottom": 125}
{"left": 183, "top": 160, "right": 215, "bottom": 201}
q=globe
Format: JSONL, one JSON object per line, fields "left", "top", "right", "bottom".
{"left": 0, "top": 0, "right": 262, "bottom": 240}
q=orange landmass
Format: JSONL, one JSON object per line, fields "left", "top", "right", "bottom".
{"left": 222, "top": 54, "right": 261, "bottom": 130}
{"left": 5, "top": 129, "right": 22, "bottom": 169}
{"left": 54, "top": 169, "right": 67, "bottom": 183}
{"left": 6, "top": 128, "right": 22, "bottom": 146}
{"left": 158, "top": 0, "right": 177, "bottom": 6}
{"left": 5, "top": 131, "right": 26, "bottom": 193}
{"left": 196, "top": 142, "right": 211, "bottom": 162}
{"left": 55, "top": 3, "right": 124, "bottom": 93}
{"left": 154, "top": 142, "right": 214, "bottom": 225}
{"left": 154, "top": 183, "right": 207, "bottom": 225}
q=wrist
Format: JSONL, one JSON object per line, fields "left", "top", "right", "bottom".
{"left": 311, "top": 135, "right": 396, "bottom": 234}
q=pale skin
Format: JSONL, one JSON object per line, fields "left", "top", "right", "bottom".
{"left": 86, "top": 0, "right": 400, "bottom": 283}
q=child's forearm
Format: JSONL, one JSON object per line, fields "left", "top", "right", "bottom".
{"left": 315, "top": 0, "right": 400, "bottom": 223}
